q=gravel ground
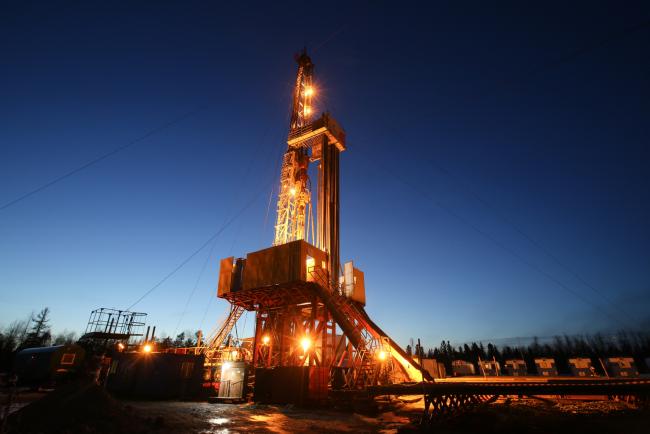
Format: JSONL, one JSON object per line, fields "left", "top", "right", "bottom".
{"left": 124, "top": 397, "right": 649, "bottom": 434}
{"left": 3, "top": 387, "right": 648, "bottom": 433}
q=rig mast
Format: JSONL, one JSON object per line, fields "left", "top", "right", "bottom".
{"left": 218, "top": 52, "right": 428, "bottom": 399}
{"left": 273, "top": 50, "right": 344, "bottom": 281}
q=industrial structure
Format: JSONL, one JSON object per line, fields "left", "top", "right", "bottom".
{"left": 8, "top": 52, "right": 650, "bottom": 423}
{"left": 217, "top": 50, "right": 428, "bottom": 399}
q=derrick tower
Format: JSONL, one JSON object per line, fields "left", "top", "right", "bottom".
{"left": 218, "top": 52, "right": 429, "bottom": 401}
{"left": 273, "top": 50, "right": 344, "bottom": 282}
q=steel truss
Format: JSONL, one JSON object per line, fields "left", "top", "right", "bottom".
{"left": 423, "top": 394, "right": 498, "bottom": 423}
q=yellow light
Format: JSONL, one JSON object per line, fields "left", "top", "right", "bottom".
{"left": 222, "top": 362, "right": 232, "bottom": 372}
{"left": 300, "top": 337, "right": 311, "bottom": 352}
{"left": 290, "top": 187, "right": 296, "bottom": 196}
{"left": 117, "top": 342, "right": 125, "bottom": 351}
{"left": 143, "top": 344, "right": 152, "bottom": 353}
{"left": 377, "top": 350, "right": 387, "bottom": 361}
{"left": 262, "top": 335, "right": 270, "bottom": 345}
{"left": 306, "top": 257, "right": 315, "bottom": 269}
{"left": 305, "top": 86, "right": 314, "bottom": 97}
{"left": 304, "top": 106, "right": 311, "bottom": 115}
{"left": 231, "top": 350, "right": 238, "bottom": 359}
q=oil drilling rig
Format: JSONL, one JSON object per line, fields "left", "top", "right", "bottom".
{"left": 217, "top": 50, "right": 429, "bottom": 401}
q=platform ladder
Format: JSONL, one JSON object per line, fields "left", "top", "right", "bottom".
{"left": 308, "top": 266, "right": 383, "bottom": 389}
{"left": 203, "top": 304, "right": 245, "bottom": 361}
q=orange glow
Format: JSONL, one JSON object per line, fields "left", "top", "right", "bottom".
{"left": 290, "top": 187, "right": 296, "bottom": 196}
{"left": 262, "top": 335, "right": 270, "bottom": 345}
{"left": 300, "top": 337, "right": 311, "bottom": 352}
{"left": 143, "top": 344, "right": 152, "bottom": 353}
{"left": 377, "top": 350, "right": 387, "bottom": 361}
{"left": 117, "top": 342, "right": 125, "bottom": 351}
{"left": 305, "top": 86, "right": 314, "bottom": 97}
{"left": 304, "top": 106, "right": 311, "bottom": 115}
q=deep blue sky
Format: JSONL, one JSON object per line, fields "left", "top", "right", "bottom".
{"left": 1, "top": 1, "right": 649, "bottom": 347}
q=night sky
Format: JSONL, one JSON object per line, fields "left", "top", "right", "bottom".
{"left": 1, "top": 1, "right": 649, "bottom": 347}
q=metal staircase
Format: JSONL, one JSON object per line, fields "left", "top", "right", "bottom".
{"left": 308, "top": 266, "right": 381, "bottom": 388}
{"left": 203, "top": 304, "right": 244, "bottom": 358}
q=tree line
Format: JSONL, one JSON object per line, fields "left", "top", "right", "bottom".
{"left": 407, "top": 331, "right": 650, "bottom": 375}
{"left": 0, "top": 308, "right": 78, "bottom": 372}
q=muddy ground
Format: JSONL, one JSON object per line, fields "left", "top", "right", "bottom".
{"left": 2, "top": 386, "right": 649, "bottom": 433}
{"left": 122, "top": 398, "right": 649, "bottom": 433}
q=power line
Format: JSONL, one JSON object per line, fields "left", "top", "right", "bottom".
{"left": 125, "top": 187, "right": 263, "bottom": 311}
{"left": 0, "top": 103, "right": 209, "bottom": 213}
{"left": 515, "top": 19, "right": 650, "bottom": 83}
{"left": 424, "top": 158, "right": 640, "bottom": 324}
{"left": 172, "top": 235, "right": 219, "bottom": 338}
{"left": 365, "top": 152, "right": 633, "bottom": 329}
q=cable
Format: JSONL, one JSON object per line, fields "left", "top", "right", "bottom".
{"left": 424, "top": 158, "right": 640, "bottom": 324}
{"left": 125, "top": 186, "right": 264, "bottom": 311}
{"left": 172, "top": 235, "right": 219, "bottom": 338}
{"left": 0, "top": 103, "right": 209, "bottom": 213}
{"left": 366, "top": 152, "right": 633, "bottom": 329}
{"left": 513, "top": 19, "right": 650, "bottom": 83}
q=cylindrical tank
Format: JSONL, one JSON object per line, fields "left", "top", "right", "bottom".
{"left": 14, "top": 344, "right": 86, "bottom": 385}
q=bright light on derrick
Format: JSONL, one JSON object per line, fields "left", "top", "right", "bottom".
{"left": 117, "top": 342, "right": 125, "bottom": 351}
{"left": 290, "top": 187, "right": 297, "bottom": 196}
{"left": 262, "top": 335, "right": 270, "bottom": 345}
{"left": 301, "top": 337, "right": 311, "bottom": 352}
{"left": 304, "top": 106, "right": 311, "bottom": 115}
{"left": 305, "top": 86, "right": 314, "bottom": 97}
{"left": 377, "top": 350, "right": 387, "bottom": 361}
{"left": 222, "top": 362, "right": 232, "bottom": 372}
{"left": 142, "top": 344, "right": 152, "bottom": 353}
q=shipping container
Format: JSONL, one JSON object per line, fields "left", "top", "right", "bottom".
{"left": 14, "top": 345, "right": 86, "bottom": 386}
{"left": 106, "top": 352, "right": 204, "bottom": 399}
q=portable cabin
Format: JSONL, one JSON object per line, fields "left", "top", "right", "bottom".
{"left": 605, "top": 357, "right": 639, "bottom": 377}
{"left": 478, "top": 359, "right": 500, "bottom": 376}
{"left": 568, "top": 358, "right": 596, "bottom": 377}
{"left": 534, "top": 358, "right": 558, "bottom": 376}
{"left": 14, "top": 345, "right": 86, "bottom": 386}
{"left": 503, "top": 359, "right": 528, "bottom": 376}
{"left": 451, "top": 360, "right": 475, "bottom": 376}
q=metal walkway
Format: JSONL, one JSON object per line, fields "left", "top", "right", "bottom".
{"left": 368, "top": 378, "right": 650, "bottom": 423}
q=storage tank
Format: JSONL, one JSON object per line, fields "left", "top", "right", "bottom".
{"left": 14, "top": 345, "right": 86, "bottom": 386}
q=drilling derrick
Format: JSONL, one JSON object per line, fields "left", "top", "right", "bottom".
{"left": 218, "top": 51, "right": 429, "bottom": 403}
{"left": 274, "top": 52, "right": 313, "bottom": 247}
{"left": 274, "top": 51, "right": 343, "bottom": 281}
